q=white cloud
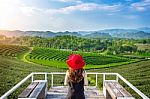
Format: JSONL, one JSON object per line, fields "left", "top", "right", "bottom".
{"left": 0, "top": 0, "right": 23, "bottom": 28}
{"left": 60, "top": 3, "right": 97, "bottom": 13}
{"left": 0, "top": 0, "right": 21, "bottom": 16}
{"left": 45, "top": 3, "right": 122, "bottom": 14}
{"left": 0, "top": 0, "right": 128, "bottom": 31}
{"left": 124, "top": 15, "right": 138, "bottom": 19}
{"left": 16, "top": 2, "right": 122, "bottom": 31}
{"left": 107, "top": 13, "right": 113, "bottom": 16}
{"left": 55, "top": 0, "right": 82, "bottom": 3}
{"left": 20, "top": 6, "right": 43, "bottom": 16}
{"left": 131, "top": 0, "right": 150, "bottom": 11}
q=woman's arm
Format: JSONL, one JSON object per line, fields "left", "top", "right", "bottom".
{"left": 64, "top": 70, "right": 69, "bottom": 85}
{"left": 84, "top": 71, "right": 88, "bottom": 86}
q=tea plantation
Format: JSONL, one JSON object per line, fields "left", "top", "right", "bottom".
{"left": 0, "top": 45, "right": 149, "bottom": 98}
{"left": 25, "top": 47, "right": 135, "bottom": 69}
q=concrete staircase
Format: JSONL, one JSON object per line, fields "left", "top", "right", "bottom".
{"left": 46, "top": 86, "right": 105, "bottom": 99}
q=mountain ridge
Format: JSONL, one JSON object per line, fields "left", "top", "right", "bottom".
{"left": 0, "top": 27, "right": 150, "bottom": 39}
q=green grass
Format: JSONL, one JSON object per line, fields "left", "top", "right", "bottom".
{"left": 136, "top": 44, "right": 150, "bottom": 51}
{"left": 26, "top": 47, "right": 135, "bottom": 69}
{"left": 0, "top": 56, "right": 150, "bottom": 98}
{"left": 0, "top": 44, "right": 29, "bottom": 59}
{"left": 0, "top": 45, "right": 149, "bottom": 98}
{"left": 135, "top": 44, "right": 150, "bottom": 57}
{"left": 88, "top": 60, "right": 150, "bottom": 98}
{"left": 0, "top": 56, "right": 65, "bottom": 98}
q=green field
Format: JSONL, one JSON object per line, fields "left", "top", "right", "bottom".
{"left": 89, "top": 60, "right": 150, "bottom": 98}
{"left": 135, "top": 44, "right": 150, "bottom": 57}
{"left": 0, "top": 56, "right": 64, "bottom": 98}
{"left": 0, "top": 44, "right": 29, "bottom": 58}
{"left": 0, "top": 45, "right": 150, "bottom": 98}
{"left": 25, "top": 47, "right": 136, "bottom": 69}
{"left": 136, "top": 44, "right": 150, "bottom": 50}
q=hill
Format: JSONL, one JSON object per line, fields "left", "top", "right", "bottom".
{"left": 1, "top": 27, "right": 150, "bottom": 39}
{"left": 0, "top": 44, "right": 149, "bottom": 98}
{"left": 137, "top": 27, "right": 150, "bottom": 33}
{"left": 111, "top": 31, "right": 150, "bottom": 39}
{"left": 97, "top": 28, "right": 150, "bottom": 39}
{"left": 25, "top": 47, "right": 133, "bottom": 69}
{"left": 0, "top": 30, "right": 81, "bottom": 38}
{"left": 0, "top": 55, "right": 149, "bottom": 98}
{"left": 1, "top": 36, "right": 150, "bottom": 57}
{"left": 0, "top": 44, "right": 29, "bottom": 57}
{"left": 0, "top": 56, "right": 64, "bottom": 98}
{"left": 84, "top": 32, "right": 111, "bottom": 38}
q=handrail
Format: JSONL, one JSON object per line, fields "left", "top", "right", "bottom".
{"left": 0, "top": 73, "right": 33, "bottom": 99}
{"left": 31, "top": 72, "right": 118, "bottom": 75}
{"left": 0, "top": 72, "right": 149, "bottom": 99}
{"left": 117, "top": 73, "right": 149, "bottom": 99}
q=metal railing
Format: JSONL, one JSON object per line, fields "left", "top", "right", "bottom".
{"left": 0, "top": 72, "right": 149, "bottom": 99}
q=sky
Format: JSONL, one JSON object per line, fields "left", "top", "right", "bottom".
{"left": 0, "top": 0, "right": 150, "bottom": 31}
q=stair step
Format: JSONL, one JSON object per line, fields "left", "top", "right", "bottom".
{"left": 46, "top": 86, "right": 105, "bottom": 99}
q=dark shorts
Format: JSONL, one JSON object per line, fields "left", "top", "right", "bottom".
{"left": 66, "top": 91, "right": 85, "bottom": 99}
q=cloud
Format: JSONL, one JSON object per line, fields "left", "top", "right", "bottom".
{"left": 124, "top": 15, "right": 138, "bottom": 19}
{"left": 20, "top": 6, "right": 43, "bottom": 16}
{"left": 20, "top": 3, "right": 122, "bottom": 16}
{"left": 63, "top": 3, "right": 120, "bottom": 12}
{"left": 107, "top": 13, "right": 113, "bottom": 16}
{"left": 17, "top": 2, "right": 122, "bottom": 31}
{"left": 45, "top": 3, "right": 122, "bottom": 14}
{"left": 131, "top": 0, "right": 150, "bottom": 11}
{"left": 55, "top": 0, "right": 82, "bottom": 3}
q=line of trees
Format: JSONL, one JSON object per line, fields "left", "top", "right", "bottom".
{"left": 0, "top": 35, "right": 150, "bottom": 55}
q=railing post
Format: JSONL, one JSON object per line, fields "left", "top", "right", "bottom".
{"left": 45, "top": 73, "right": 47, "bottom": 81}
{"left": 45, "top": 73, "right": 48, "bottom": 97}
{"left": 116, "top": 75, "right": 119, "bottom": 82}
{"left": 103, "top": 74, "right": 106, "bottom": 97}
{"left": 31, "top": 74, "right": 34, "bottom": 82}
{"left": 51, "top": 73, "right": 53, "bottom": 87}
{"left": 96, "top": 74, "right": 98, "bottom": 87}
{"left": 103, "top": 74, "right": 105, "bottom": 86}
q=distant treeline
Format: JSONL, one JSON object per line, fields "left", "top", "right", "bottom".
{"left": 0, "top": 35, "right": 150, "bottom": 55}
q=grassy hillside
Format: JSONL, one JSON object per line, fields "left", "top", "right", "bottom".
{"left": 135, "top": 44, "right": 150, "bottom": 57}
{"left": 0, "top": 56, "right": 150, "bottom": 98}
{"left": 88, "top": 60, "right": 150, "bottom": 98}
{"left": 0, "top": 45, "right": 149, "bottom": 98}
{"left": 0, "top": 56, "right": 64, "bottom": 98}
{"left": 136, "top": 44, "right": 150, "bottom": 50}
{"left": 26, "top": 47, "right": 136, "bottom": 69}
{"left": 0, "top": 44, "right": 29, "bottom": 59}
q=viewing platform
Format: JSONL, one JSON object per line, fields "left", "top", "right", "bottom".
{"left": 0, "top": 72, "right": 149, "bottom": 99}
{"left": 47, "top": 86, "right": 104, "bottom": 99}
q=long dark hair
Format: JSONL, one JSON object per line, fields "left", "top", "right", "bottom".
{"left": 68, "top": 68, "right": 84, "bottom": 83}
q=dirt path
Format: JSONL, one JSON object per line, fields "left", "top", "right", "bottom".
{"left": 21, "top": 47, "right": 35, "bottom": 64}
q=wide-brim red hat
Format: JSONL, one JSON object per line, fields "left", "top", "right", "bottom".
{"left": 66, "top": 54, "right": 85, "bottom": 70}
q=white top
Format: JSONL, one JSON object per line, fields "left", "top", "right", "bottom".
{"left": 64, "top": 70, "right": 88, "bottom": 86}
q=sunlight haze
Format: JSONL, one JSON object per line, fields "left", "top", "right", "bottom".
{"left": 0, "top": 0, "right": 150, "bottom": 31}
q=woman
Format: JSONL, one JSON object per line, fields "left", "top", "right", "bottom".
{"left": 64, "top": 54, "right": 88, "bottom": 99}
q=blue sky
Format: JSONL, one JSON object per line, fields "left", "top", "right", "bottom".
{"left": 0, "top": 0, "right": 150, "bottom": 31}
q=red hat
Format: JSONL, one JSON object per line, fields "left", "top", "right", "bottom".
{"left": 66, "top": 54, "right": 85, "bottom": 70}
